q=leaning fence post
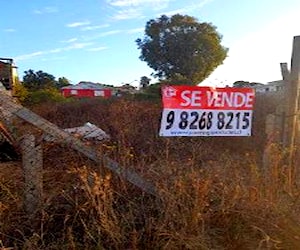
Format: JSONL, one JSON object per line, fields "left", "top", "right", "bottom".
{"left": 20, "top": 134, "right": 43, "bottom": 217}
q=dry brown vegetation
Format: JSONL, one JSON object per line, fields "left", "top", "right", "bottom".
{"left": 1, "top": 95, "right": 300, "bottom": 249}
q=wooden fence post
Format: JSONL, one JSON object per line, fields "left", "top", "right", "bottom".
{"left": 280, "top": 62, "right": 289, "bottom": 81}
{"left": 20, "top": 134, "right": 43, "bottom": 217}
{"left": 283, "top": 36, "right": 300, "bottom": 191}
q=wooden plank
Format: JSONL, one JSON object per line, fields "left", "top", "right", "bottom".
{"left": 20, "top": 134, "right": 43, "bottom": 216}
{"left": 0, "top": 93, "right": 157, "bottom": 196}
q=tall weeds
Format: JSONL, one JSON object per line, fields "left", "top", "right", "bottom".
{"left": 0, "top": 96, "right": 300, "bottom": 249}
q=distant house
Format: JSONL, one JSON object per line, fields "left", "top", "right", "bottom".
{"left": 233, "top": 80, "right": 285, "bottom": 94}
{"left": 253, "top": 80, "right": 284, "bottom": 93}
{"left": 233, "top": 81, "right": 264, "bottom": 88}
{"left": 61, "top": 81, "right": 112, "bottom": 98}
{"left": 114, "top": 84, "right": 138, "bottom": 95}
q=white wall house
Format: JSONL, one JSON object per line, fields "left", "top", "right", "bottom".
{"left": 253, "top": 80, "right": 285, "bottom": 93}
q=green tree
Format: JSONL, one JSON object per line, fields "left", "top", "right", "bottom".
{"left": 139, "top": 76, "right": 151, "bottom": 89}
{"left": 23, "top": 69, "right": 57, "bottom": 91}
{"left": 233, "top": 81, "right": 263, "bottom": 88}
{"left": 136, "top": 14, "right": 228, "bottom": 85}
{"left": 56, "top": 77, "right": 71, "bottom": 88}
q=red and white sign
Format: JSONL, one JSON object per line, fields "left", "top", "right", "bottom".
{"left": 159, "top": 85, "right": 255, "bottom": 137}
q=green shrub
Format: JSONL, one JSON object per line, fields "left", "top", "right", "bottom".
{"left": 13, "top": 82, "right": 29, "bottom": 103}
{"left": 23, "top": 88, "right": 67, "bottom": 106}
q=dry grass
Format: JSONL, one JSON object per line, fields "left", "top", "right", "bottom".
{"left": 0, "top": 96, "right": 300, "bottom": 249}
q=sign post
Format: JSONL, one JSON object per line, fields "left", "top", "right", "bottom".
{"left": 159, "top": 85, "right": 255, "bottom": 137}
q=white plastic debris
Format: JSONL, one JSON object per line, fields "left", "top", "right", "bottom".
{"left": 64, "top": 122, "right": 110, "bottom": 141}
{"left": 44, "top": 122, "right": 110, "bottom": 142}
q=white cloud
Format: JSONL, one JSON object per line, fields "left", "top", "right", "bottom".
{"left": 107, "top": 0, "right": 170, "bottom": 7}
{"left": 15, "top": 51, "right": 44, "bottom": 61}
{"left": 99, "top": 30, "right": 122, "bottom": 37}
{"left": 15, "top": 43, "right": 94, "bottom": 61}
{"left": 108, "top": 0, "right": 171, "bottom": 20}
{"left": 81, "top": 24, "right": 110, "bottom": 31}
{"left": 159, "top": 0, "right": 213, "bottom": 16}
{"left": 61, "top": 38, "right": 78, "bottom": 43}
{"left": 87, "top": 46, "right": 108, "bottom": 51}
{"left": 80, "top": 30, "right": 122, "bottom": 42}
{"left": 108, "top": 0, "right": 213, "bottom": 21}
{"left": 3, "top": 28, "right": 16, "bottom": 32}
{"left": 34, "top": 6, "right": 58, "bottom": 14}
{"left": 66, "top": 42, "right": 94, "bottom": 50}
{"left": 66, "top": 21, "right": 91, "bottom": 28}
{"left": 112, "top": 8, "right": 144, "bottom": 20}
{"left": 49, "top": 48, "right": 64, "bottom": 53}
{"left": 41, "top": 56, "right": 67, "bottom": 62}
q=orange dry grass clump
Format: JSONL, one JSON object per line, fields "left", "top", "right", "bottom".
{"left": 0, "top": 96, "right": 300, "bottom": 249}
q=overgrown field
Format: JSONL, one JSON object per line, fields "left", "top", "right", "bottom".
{"left": 1, "top": 94, "right": 300, "bottom": 249}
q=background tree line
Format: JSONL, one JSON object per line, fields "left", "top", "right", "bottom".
{"left": 22, "top": 69, "right": 70, "bottom": 91}
{"left": 15, "top": 69, "right": 71, "bottom": 106}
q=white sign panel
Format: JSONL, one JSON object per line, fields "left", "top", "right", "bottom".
{"left": 159, "top": 85, "right": 255, "bottom": 137}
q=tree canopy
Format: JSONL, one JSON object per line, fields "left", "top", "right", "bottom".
{"left": 57, "top": 77, "right": 71, "bottom": 88}
{"left": 22, "top": 69, "right": 70, "bottom": 91}
{"left": 139, "top": 76, "right": 151, "bottom": 89}
{"left": 233, "top": 81, "right": 264, "bottom": 88}
{"left": 136, "top": 14, "right": 228, "bottom": 85}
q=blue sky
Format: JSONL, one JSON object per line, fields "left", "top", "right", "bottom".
{"left": 2, "top": 0, "right": 300, "bottom": 87}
